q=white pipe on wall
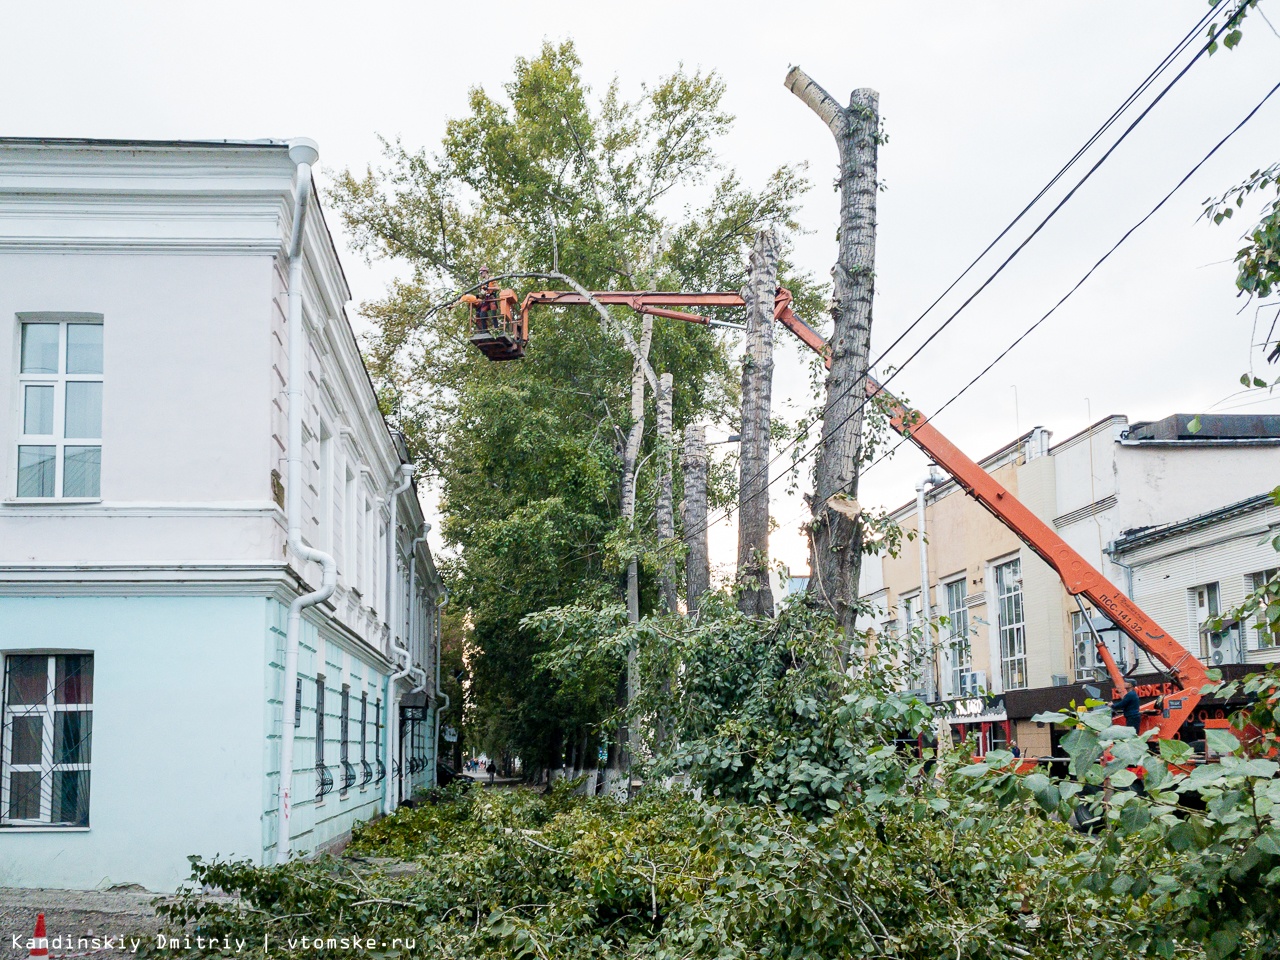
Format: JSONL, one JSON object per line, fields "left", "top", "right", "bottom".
{"left": 434, "top": 594, "right": 451, "bottom": 784}
{"left": 382, "top": 639, "right": 412, "bottom": 815}
{"left": 276, "top": 139, "right": 337, "bottom": 865}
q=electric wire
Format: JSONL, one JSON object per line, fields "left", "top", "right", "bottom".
{"left": 672, "top": 0, "right": 1259, "bottom": 553}
{"left": 855, "top": 77, "right": 1280, "bottom": 486}
{"left": 866, "top": 0, "right": 1219, "bottom": 373}
{"left": 442, "top": 1, "right": 1255, "bottom": 592}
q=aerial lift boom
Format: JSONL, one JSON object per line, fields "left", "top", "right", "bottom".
{"left": 462, "top": 286, "right": 1210, "bottom": 739}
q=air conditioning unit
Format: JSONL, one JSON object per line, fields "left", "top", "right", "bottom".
{"left": 1202, "top": 624, "right": 1240, "bottom": 666}
{"left": 958, "top": 670, "right": 987, "bottom": 697}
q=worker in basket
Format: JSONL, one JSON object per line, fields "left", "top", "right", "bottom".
{"left": 470, "top": 267, "right": 502, "bottom": 335}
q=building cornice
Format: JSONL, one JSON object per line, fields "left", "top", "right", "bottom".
{"left": 1108, "top": 492, "right": 1276, "bottom": 554}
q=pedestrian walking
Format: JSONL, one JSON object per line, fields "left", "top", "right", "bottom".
{"left": 486, "top": 759, "right": 497, "bottom": 783}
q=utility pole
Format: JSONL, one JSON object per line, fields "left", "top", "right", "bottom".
{"left": 785, "top": 67, "right": 880, "bottom": 657}
{"left": 736, "top": 229, "right": 779, "bottom": 618}
{"left": 681, "top": 425, "right": 710, "bottom": 616}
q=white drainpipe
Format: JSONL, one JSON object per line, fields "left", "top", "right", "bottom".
{"left": 378, "top": 465, "right": 414, "bottom": 814}
{"left": 276, "top": 138, "right": 336, "bottom": 865}
{"left": 398, "top": 525, "right": 431, "bottom": 787}
{"left": 382, "top": 640, "right": 412, "bottom": 815}
{"left": 433, "top": 593, "right": 451, "bottom": 783}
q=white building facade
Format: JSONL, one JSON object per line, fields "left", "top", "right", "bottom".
{"left": 0, "top": 138, "right": 443, "bottom": 891}
{"left": 1111, "top": 491, "right": 1280, "bottom": 671}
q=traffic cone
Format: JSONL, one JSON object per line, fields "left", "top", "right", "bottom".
{"left": 30, "top": 914, "right": 48, "bottom": 958}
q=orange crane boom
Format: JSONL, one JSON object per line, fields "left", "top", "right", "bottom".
{"left": 463, "top": 285, "right": 1208, "bottom": 739}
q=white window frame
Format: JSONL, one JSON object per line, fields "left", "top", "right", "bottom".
{"left": 318, "top": 422, "right": 334, "bottom": 556}
{"left": 1192, "top": 582, "right": 1223, "bottom": 660}
{"left": 995, "top": 557, "right": 1027, "bottom": 691}
{"left": 899, "top": 592, "right": 928, "bottom": 695}
{"left": 1, "top": 652, "right": 93, "bottom": 827}
{"left": 342, "top": 463, "right": 356, "bottom": 585}
{"left": 362, "top": 495, "right": 373, "bottom": 599}
{"left": 14, "top": 314, "right": 104, "bottom": 501}
{"left": 944, "top": 576, "right": 971, "bottom": 697}
{"left": 1248, "top": 569, "right": 1278, "bottom": 650}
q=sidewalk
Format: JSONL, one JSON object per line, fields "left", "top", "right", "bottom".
{"left": 460, "top": 772, "right": 522, "bottom": 788}
{"left": 0, "top": 887, "right": 162, "bottom": 960}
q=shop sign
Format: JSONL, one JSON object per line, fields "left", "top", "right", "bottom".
{"left": 937, "top": 695, "right": 1007, "bottom": 724}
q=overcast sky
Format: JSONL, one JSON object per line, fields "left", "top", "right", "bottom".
{"left": 5, "top": 1, "right": 1279, "bottom": 577}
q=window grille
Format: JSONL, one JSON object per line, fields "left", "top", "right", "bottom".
{"left": 374, "top": 698, "right": 385, "bottom": 782}
{"left": 1, "top": 654, "right": 93, "bottom": 826}
{"left": 359, "top": 691, "right": 372, "bottom": 786}
{"left": 315, "top": 675, "right": 332, "bottom": 800}
{"left": 340, "top": 684, "right": 355, "bottom": 794}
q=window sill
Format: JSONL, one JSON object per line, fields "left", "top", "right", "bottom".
{"left": 0, "top": 825, "right": 91, "bottom": 832}
{"left": 4, "top": 498, "right": 102, "bottom": 506}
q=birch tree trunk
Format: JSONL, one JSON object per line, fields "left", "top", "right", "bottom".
{"left": 681, "top": 425, "right": 710, "bottom": 616}
{"left": 610, "top": 313, "right": 653, "bottom": 795}
{"left": 784, "top": 68, "right": 879, "bottom": 653}
{"left": 736, "top": 229, "right": 780, "bottom": 618}
{"left": 621, "top": 314, "right": 655, "bottom": 625}
{"left": 655, "top": 372, "right": 678, "bottom": 613}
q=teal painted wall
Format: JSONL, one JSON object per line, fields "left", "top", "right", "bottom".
{"left": 0, "top": 594, "right": 410, "bottom": 892}
{"left": 0, "top": 595, "right": 266, "bottom": 892}
{"left": 259, "top": 602, "right": 394, "bottom": 859}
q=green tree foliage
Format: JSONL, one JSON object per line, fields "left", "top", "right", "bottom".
{"left": 327, "top": 41, "right": 819, "bottom": 772}
{"left": 524, "top": 593, "right": 935, "bottom": 819}
{"left": 1202, "top": 2, "right": 1277, "bottom": 325}
{"left": 160, "top": 588, "right": 1280, "bottom": 957}
{"left": 1204, "top": 162, "right": 1280, "bottom": 303}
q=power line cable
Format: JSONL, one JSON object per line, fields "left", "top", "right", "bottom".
{"left": 444, "top": 2, "right": 1253, "bottom": 593}
{"left": 676, "top": 1, "right": 1257, "bottom": 551}
{"left": 868, "top": 0, "right": 1219, "bottom": 371}
{"left": 858, "top": 76, "right": 1280, "bottom": 488}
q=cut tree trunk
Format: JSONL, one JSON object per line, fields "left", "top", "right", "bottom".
{"left": 736, "top": 229, "right": 780, "bottom": 618}
{"left": 681, "top": 424, "right": 710, "bottom": 616}
{"left": 784, "top": 68, "right": 879, "bottom": 656}
{"left": 655, "top": 372, "right": 678, "bottom": 613}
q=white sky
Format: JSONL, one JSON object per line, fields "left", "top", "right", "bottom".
{"left": 5, "top": 1, "right": 1279, "bottom": 579}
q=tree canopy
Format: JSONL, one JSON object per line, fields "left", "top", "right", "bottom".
{"left": 328, "top": 40, "right": 821, "bottom": 770}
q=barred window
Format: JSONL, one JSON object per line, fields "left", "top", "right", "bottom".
{"left": 1, "top": 654, "right": 93, "bottom": 826}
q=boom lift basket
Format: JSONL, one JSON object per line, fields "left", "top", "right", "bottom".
{"left": 461, "top": 285, "right": 524, "bottom": 360}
